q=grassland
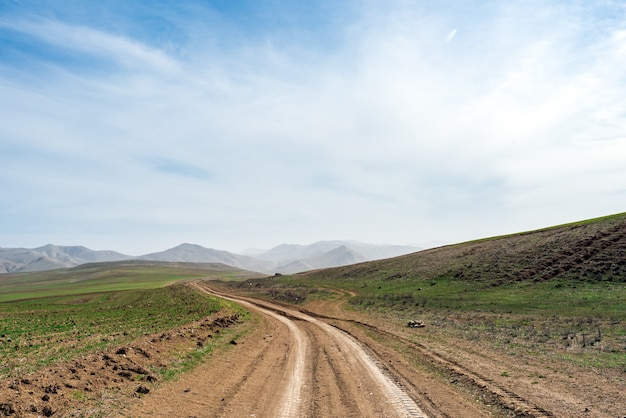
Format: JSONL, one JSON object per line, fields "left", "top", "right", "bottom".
{"left": 0, "top": 260, "right": 259, "bottom": 303}
{"left": 0, "top": 261, "right": 258, "bottom": 378}
{"left": 0, "top": 284, "right": 225, "bottom": 378}
{"left": 2, "top": 213, "right": 625, "bottom": 415}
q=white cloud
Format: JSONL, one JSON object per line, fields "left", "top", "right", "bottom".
{"left": 1, "top": 1, "right": 626, "bottom": 253}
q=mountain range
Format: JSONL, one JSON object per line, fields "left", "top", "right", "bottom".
{"left": 0, "top": 241, "right": 420, "bottom": 275}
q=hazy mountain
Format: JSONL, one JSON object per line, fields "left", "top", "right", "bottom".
{"left": 260, "top": 240, "right": 420, "bottom": 273}
{"left": 0, "top": 245, "right": 130, "bottom": 273}
{"left": 138, "top": 243, "right": 274, "bottom": 273}
{"left": 0, "top": 241, "right": 420, "bottom": 274}
{"left": 40, "top": 245, "right": 129, "bottom": 263}
{"left": 240, "top": 248, "right": 267, "bottom": 257}
{"left": 275, "top": 245, "right": 369, "bottom": 274}
{"left": 257, "top": 243, "right": 306, "bottom": 264}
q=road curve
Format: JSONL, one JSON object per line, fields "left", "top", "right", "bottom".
{"left": 194, "top": 283, "right": 428, "bottom": 418}
{"left": 207, "top": 288, "right": 308, "bottom": 417}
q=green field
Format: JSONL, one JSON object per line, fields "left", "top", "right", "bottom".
{"left": 0, "top": 285, "right": 225, "bottom": 377}
{"left": 0, "top": 260, "right": 258, "bottom": 302}
{"left": 0, "top": 261, "right": 257, "bottom": 378}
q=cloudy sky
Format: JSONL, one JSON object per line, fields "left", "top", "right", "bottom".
{"left": 1, "top": 0, "right": 625, "bottom": 255}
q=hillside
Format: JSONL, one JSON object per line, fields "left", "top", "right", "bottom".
{"left": 299, "top": 212, "right": 626, "bottom": 285}
{"left": 220, "top": 213, "right": 626, "bottom": 417}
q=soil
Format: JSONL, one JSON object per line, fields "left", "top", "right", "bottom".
{"left": 294, "top": 214, "right": 626, "bottom": 287}
{"left": 301, "top": 295, "right": 626, "bottom": 418}
{"left": 121, "top": 283, "right": 490, "bottom": 418}
{"left": 0, "top": 311, "right": 242, "bottom": 417}
{"left": 2, "top": 282, "right": 624, "bottom": 417}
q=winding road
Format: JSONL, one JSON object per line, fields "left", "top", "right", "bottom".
{"left": 122, "top": 282, "right": 433, "bottom": 416}
{"left": 125, "top": 283, "right": 561, "bottom": 417}
{"left": 194, "top": 283, "right": 428, "bottom": 417}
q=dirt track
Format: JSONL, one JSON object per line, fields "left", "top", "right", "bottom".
{"left": 121, "top": 282, "right": 626, "bottom": 418}
{"left": 3, "top": 283, "right": 622, "bottom": 416}
{"left": 125, "top": 283, "right": 435, "bottom": 417}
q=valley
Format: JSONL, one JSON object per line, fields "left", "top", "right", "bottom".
{"left": 0, "top": 212, "right": 624, "bottom": 416}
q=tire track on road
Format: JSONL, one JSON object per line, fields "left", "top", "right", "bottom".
{"left": 195, "top": 283, "right": 428, "bottom": 417}
{"left": 323, "top": 315, "right": 556, "bottom": 418}
{"left": 308, "top": 315, "right": 427, "bottom": 418}
{"left": 193, "top": 283, "right": 307, "bottom": 417}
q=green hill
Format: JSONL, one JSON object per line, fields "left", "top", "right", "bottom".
{"left": 0, "top": 260, "right": 260, "bottom": 302}
{"left": 304, "top": 212, "right": 626, "bottom": 285}
{"left": 232, "top": 212, "right": 626, "bottom": 319}
{"left": 226, "top": 212, "right": 626, "bottom": 376}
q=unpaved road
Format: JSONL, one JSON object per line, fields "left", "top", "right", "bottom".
{"left": 218, "top": 287, "right": 426, "bottom": 417}
{"left": 125, "top": 283, "right": 589, "bottom": 418}
{"left": 126, "top": 283, "right": 434, "bottom": 417}
{"left": 4, "top": 283, "right": 620, "bottom": 416}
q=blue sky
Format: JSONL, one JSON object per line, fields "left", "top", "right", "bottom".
{"left": 1, "top": 0, "right": 625, "bottom": 255}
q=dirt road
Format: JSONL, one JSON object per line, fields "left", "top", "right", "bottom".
{"left": 5, "top": 283, "right": 619, "bottom": 416}
{"left": 127, "top": 281, "right": 626, "bottom": 418}
{"left": 125, "top": 283, "right": 432, "bottom": 417}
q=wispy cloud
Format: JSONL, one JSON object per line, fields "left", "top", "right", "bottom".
{"left": 145, "top": 155, "right": 214, "bottom": 181}
{"left": 0, "top": 18, "right": 180, "bottom": 74}
{"left": 446, "top": 28, "right": 457, "bottom": 42}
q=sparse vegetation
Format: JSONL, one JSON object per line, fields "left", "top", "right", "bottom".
{"left": 0, "top": 284, "right": 224, "bottom": 378}
{"left": 0, "top": 262, "right": 257, "bottom": 416}
{"left": 1, "top": 212, "right": 625, "bottom": 416}
{"left": 227, "top": 212, "right": 626, "bottom": 372}
{"left": 0, "top": 261, "right": 259, "bottom": 379}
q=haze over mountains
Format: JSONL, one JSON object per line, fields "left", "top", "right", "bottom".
{"left": 0, "top": 245, "right": 130, "bottom": 274}
{"left": 0, "top": 241, "right": 420, "bottom": 275}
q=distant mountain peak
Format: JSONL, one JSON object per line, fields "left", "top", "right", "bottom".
{"left": 0, "top": 245, "right": 131, "bottom": 273}
{"left": 176, "top": 242, "right": 203, "bottom": 248}
{"left": 0, "top": 240, "right": 421, "bottom": 275}
{"left": 263, "top": 240, "right": 420, "bottom": 274}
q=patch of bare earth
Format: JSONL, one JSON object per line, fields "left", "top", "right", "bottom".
{"left": 0, "top": 312, "right": 242, "bottom": 417}
{"left": 302, "top": 298, "right": 626, "bottom": 418}
{"left": 119, "top": 306, "right": 292, "bottom": 417}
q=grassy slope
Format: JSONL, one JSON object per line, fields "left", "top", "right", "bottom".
{"left": 0, "top": 262, "right": 259, "bottom": 379}
{"left": 290, "top": 211, "right": 626, "bottom": 316}
{"left": 230, "top": 212, "right": 626, "bottom": 369}
{"left": 0, "top": 260, "right": 260, "bottom": 302}
{"left": 308, "top": 212, "right": 626, "bottom": 281}
{"left": 0, "top": 285, "right": 223, "bottom": 377}
{"left": 235, "top": 212, "right": 626, "bottom": 314}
